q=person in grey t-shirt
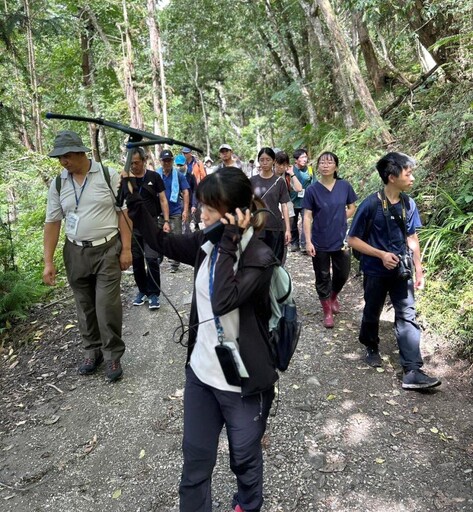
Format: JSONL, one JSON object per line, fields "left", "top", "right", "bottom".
{"left": 250, "top": 147, "right": 291, "bottom": 262}
{"left": 43, "top": 130, "right": 132, "bottom": 382}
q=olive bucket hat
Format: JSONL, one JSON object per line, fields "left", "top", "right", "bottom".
{"left": 48, "top": 130, "right": 91, "bottom": 157}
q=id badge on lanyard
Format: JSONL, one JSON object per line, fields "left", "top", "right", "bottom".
{"left": 65, "top": 211, "right": 80, "bottom": 235}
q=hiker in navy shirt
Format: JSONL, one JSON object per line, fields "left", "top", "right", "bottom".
{"left": 303, "top": 152, "right": 357, "bottom": 328}
{"left": 348, "top": 152, "right": 441, "bottom": 390}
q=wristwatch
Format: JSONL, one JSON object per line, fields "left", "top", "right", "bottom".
{"left": 163, "top": 219, "right": 170, "bottom": 224}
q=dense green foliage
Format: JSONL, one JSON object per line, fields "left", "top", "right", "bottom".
{"left": 0, "top": 0, "right": 472, "bottom": 354}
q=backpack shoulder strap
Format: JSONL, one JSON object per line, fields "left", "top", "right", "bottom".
{"left": 55, "top": 175, "right": 62, "bottom": 195}
{"left": 103, "top": 166, "right": 111, "bottom": 189}
{"left": 361, "top": 192, "right": 379, "bottom": 241}
{"left": 55, "top": 166, "right": 111, "bottom": 195}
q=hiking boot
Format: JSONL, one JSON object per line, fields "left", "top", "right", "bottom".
{"left": 78, "top": 353, "right": 104, "bottom": 375}
{"left": 106, "top": 360, "right": 123, "bottom": 382}
{"left": 365, "top": 347, "right": 382, "bottom": 367}
{"left": 133, "top": 292, "right": 147, "bottom": 306}
{"left": 330, "top": 292, "right": 340, "bottom": 314}
{"left": 148, "top": 294, "right": 160, "bottom": 310}
{"left": 402, "top": 369, "right": 441, "bottom": 390}
{"left": 320, "top": 299, "right": 334, "bottom": 328}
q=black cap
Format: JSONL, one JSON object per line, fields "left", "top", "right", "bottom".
{"left": 160, "top": 149, "right": 174, "bottom": 160}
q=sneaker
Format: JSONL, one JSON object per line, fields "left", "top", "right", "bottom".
{"left": 289, "top": 245, "right": 299, "bottom": 252}
{"left": 78, "top": 353, "right": 104, "bottom": 375}
{"left": 234, "top": 506, "right": 244, "bottom": 512}
{"left": 365, "top": 347, "right": 382, "bottom": 367}
{"left": 402, "top": 369, "right": 441, "bottom": 390}
{"left": 106, "top": 360, "right": 123, "bottom": 382}
{"left": 148, "top": 294, "right": 160, "bottom": 310}
{"left": 133, "top": 292, "right": 147, "bottom": 306}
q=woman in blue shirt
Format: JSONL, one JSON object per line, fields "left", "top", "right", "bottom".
{"left": 303, "top": 152, "right": 357, "bottom": 328}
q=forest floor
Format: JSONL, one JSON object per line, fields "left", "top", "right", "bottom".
{"left": 1, "top": 251, "right": 473, "bottom": 512}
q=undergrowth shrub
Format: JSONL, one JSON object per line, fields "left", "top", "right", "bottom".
{"left": 0, "top": 271, "right": 46, "bottom": 331}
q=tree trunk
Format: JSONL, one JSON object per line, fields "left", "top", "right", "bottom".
{"left": 401, "top": 0, "right": 456, "bottom": 81}
{"left": 374, "top": 34, "right": 412, "bottom": 88}
{"left": 84, "top": 4, "right": 144, "bottom": 132}
{"left": 23, "top": 0, "right": 42, "bottom": 153}
{"left": 299, "top": 0, "right": 356, "bottom": 128}
{"left": 215, "top": 82, "right": 242, "bottom": 139}
{"left": 146, "top": 0, "right": 164, "bottom": 156}
{"left": 262, "top": 0, "right": 318, "bottom": 129}
{"left": 190, "top": 61, "right": 210, "bottom": 157}
{"left": 354, "top": 12, "right": 387, "bottom": 94}
{"left": 153, "top": 14, "right": 168, "bottom": 138}
{"left": 119, "top": 0, "right": 144, "bottom": 131}
{"left": 79, "top": 8, "right": 99, "bottom": 160}
{"left": 315, "top": 0, "right": 394, "bottom": 145}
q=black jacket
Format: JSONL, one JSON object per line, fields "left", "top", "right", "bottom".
{"left": 127, "top": 193, "right": 279, "bottom": 396}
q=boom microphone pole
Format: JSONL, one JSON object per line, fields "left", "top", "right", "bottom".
{"left": 45, "top": 113, "right": 203, "bottom": 154}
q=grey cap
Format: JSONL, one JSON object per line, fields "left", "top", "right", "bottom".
{"left": 219, "top": 143, "right": 232, "bottom": 151}
{"left": 48, "top": 130, "right": 91, "bottom": 157}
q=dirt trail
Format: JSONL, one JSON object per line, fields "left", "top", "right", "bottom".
{"left": 1, "top": 252, "right": 472, "bottom": 511}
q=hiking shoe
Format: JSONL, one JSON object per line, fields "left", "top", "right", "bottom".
{"left": 133, "top": 292, "right": 147, "bottom": 306}
{"left": 402, "top": 369, "right": 441, "bottom": 390}
{"left": 106, "top": 360, "right": 123, "bottom": 382}
{"left": 78, "top": 353, "right": 104, "bottom": 375}
{"left": 365, "top": 347, "right": 382, "bottom": 367}
{"left": 148, "top": 294, "right": 160, "bottom": 310}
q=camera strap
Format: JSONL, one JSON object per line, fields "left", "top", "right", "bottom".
{"left": 380, "top": 189, "right": 408, "bottom": 250}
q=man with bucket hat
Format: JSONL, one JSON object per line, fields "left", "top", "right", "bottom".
{"left": 43, "top": 130, "right": 132, "bottom": 382}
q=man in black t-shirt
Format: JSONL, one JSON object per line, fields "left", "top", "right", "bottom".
{"left": 127, "top": 148, "right": 170, "bottom": 310}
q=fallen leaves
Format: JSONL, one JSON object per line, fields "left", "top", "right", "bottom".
{"left": 83, "top": 434, "right": 98, "bottom": 455}
{"left": 43, "top": 415, "right": 59, "bottom": 425}
{"left": 112, "top": 489, "right": 122, "bottom": 499}
{"left": 319, "top": 461, "right": 346, "bottom": 473}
